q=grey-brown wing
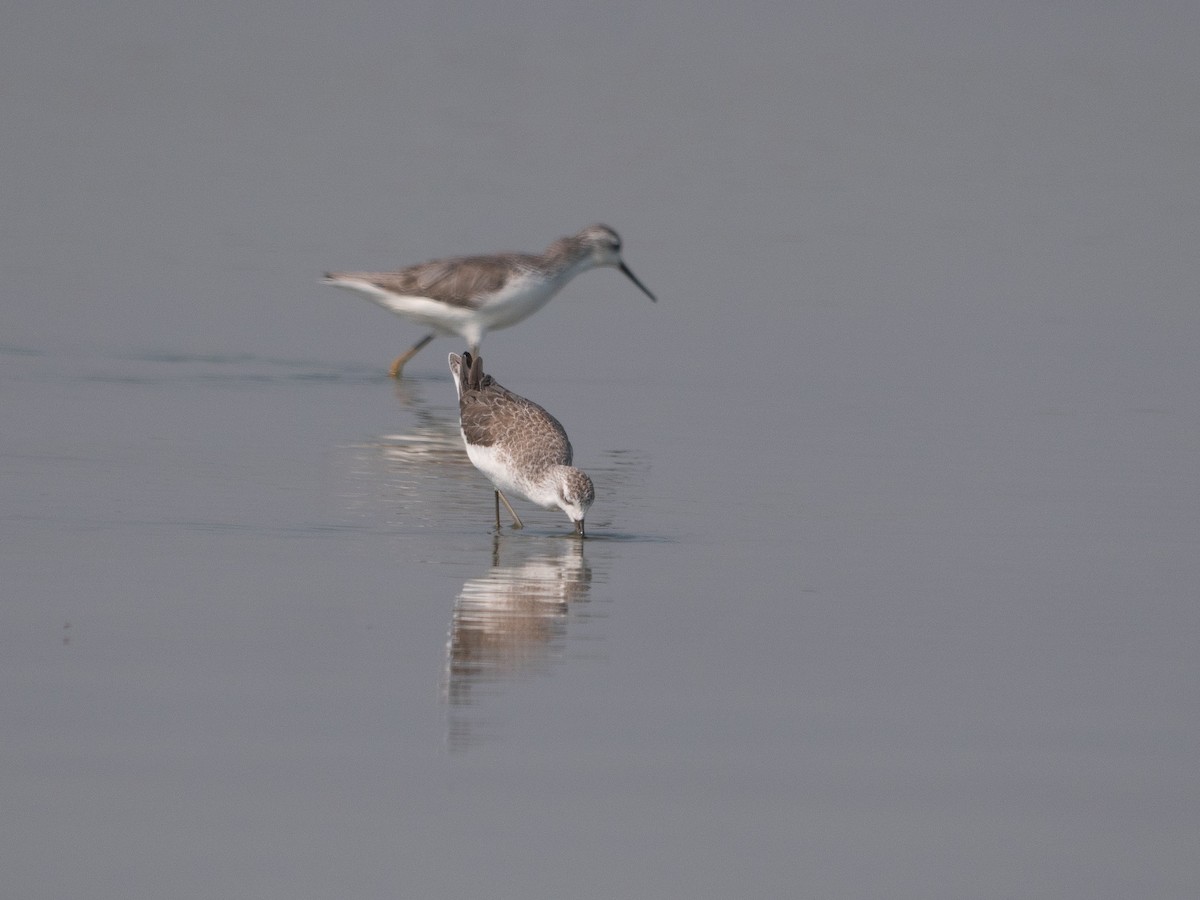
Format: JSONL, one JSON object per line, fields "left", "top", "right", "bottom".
{"left": 364, "top": 254, "right": 538, "bottom": 309}
{"left": 459, "top": 385, "right": 573, "bottom": 465}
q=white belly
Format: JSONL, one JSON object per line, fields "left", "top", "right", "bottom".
{"left": 473, "top": 272, "right": 561, "bottom": 332}
{"left": 465, "top": 441, "right": 527, "bottom": 497}
{"left": 464, "top": 440, "right": 561, "bottom": 509}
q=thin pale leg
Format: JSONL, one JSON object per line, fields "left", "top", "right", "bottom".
{"left": 495, "top": 489, "right": 523, "bottom": 529}
{"left": 388, "top": 333, "right": 435, "bottom": 379}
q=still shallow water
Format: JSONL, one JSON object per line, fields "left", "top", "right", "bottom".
{"left": 4, "top": 342, "right": 1197, "bottom": 898}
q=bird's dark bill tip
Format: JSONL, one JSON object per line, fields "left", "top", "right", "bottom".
{"left": 618, "top": 262, "right": 657, "bottom": 302}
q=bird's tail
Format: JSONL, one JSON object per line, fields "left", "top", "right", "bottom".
{"left": 465, "top": 351, "right": 486, "bottom": 391}
{"left": 449, "top": 350, "right": 489, "bottom": 397}
{"left": 468, "top": 351, "right": 497, "bottom": 390}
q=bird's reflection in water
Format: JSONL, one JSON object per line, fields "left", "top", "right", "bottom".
{"left": 444, "top": 535, "right": 593, "bottom": 750}
{"left": 378, "top": 378, "right": 464, "bottom": 466}
{"left": 337, "top": 376, "right": 479, "bottom": 528}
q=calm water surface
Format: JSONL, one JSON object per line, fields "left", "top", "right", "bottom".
{"left": 3, "top": 343, "right": 1197, "bottom": 898}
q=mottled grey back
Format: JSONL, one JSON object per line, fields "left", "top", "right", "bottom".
{"left": 456, "top": 352, "right": 572, "bottom": 467}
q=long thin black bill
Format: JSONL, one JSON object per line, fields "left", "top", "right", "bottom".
{"left": 619, "top": 262, "right": 657, "bottom": 302}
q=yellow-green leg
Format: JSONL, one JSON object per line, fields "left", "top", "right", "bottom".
{"left": 388, "top": 333, "right": 435, "bottom": 379}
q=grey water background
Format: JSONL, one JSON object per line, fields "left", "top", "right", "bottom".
{"left": 3, "top": 2, "right": 1198, "bottom": 897}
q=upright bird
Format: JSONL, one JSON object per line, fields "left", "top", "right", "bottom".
{"left": 449, "top": 351, "right": 594, "bottom": 537}
{"left": 325, "top": 224, "right": 656, "bottom": 377}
